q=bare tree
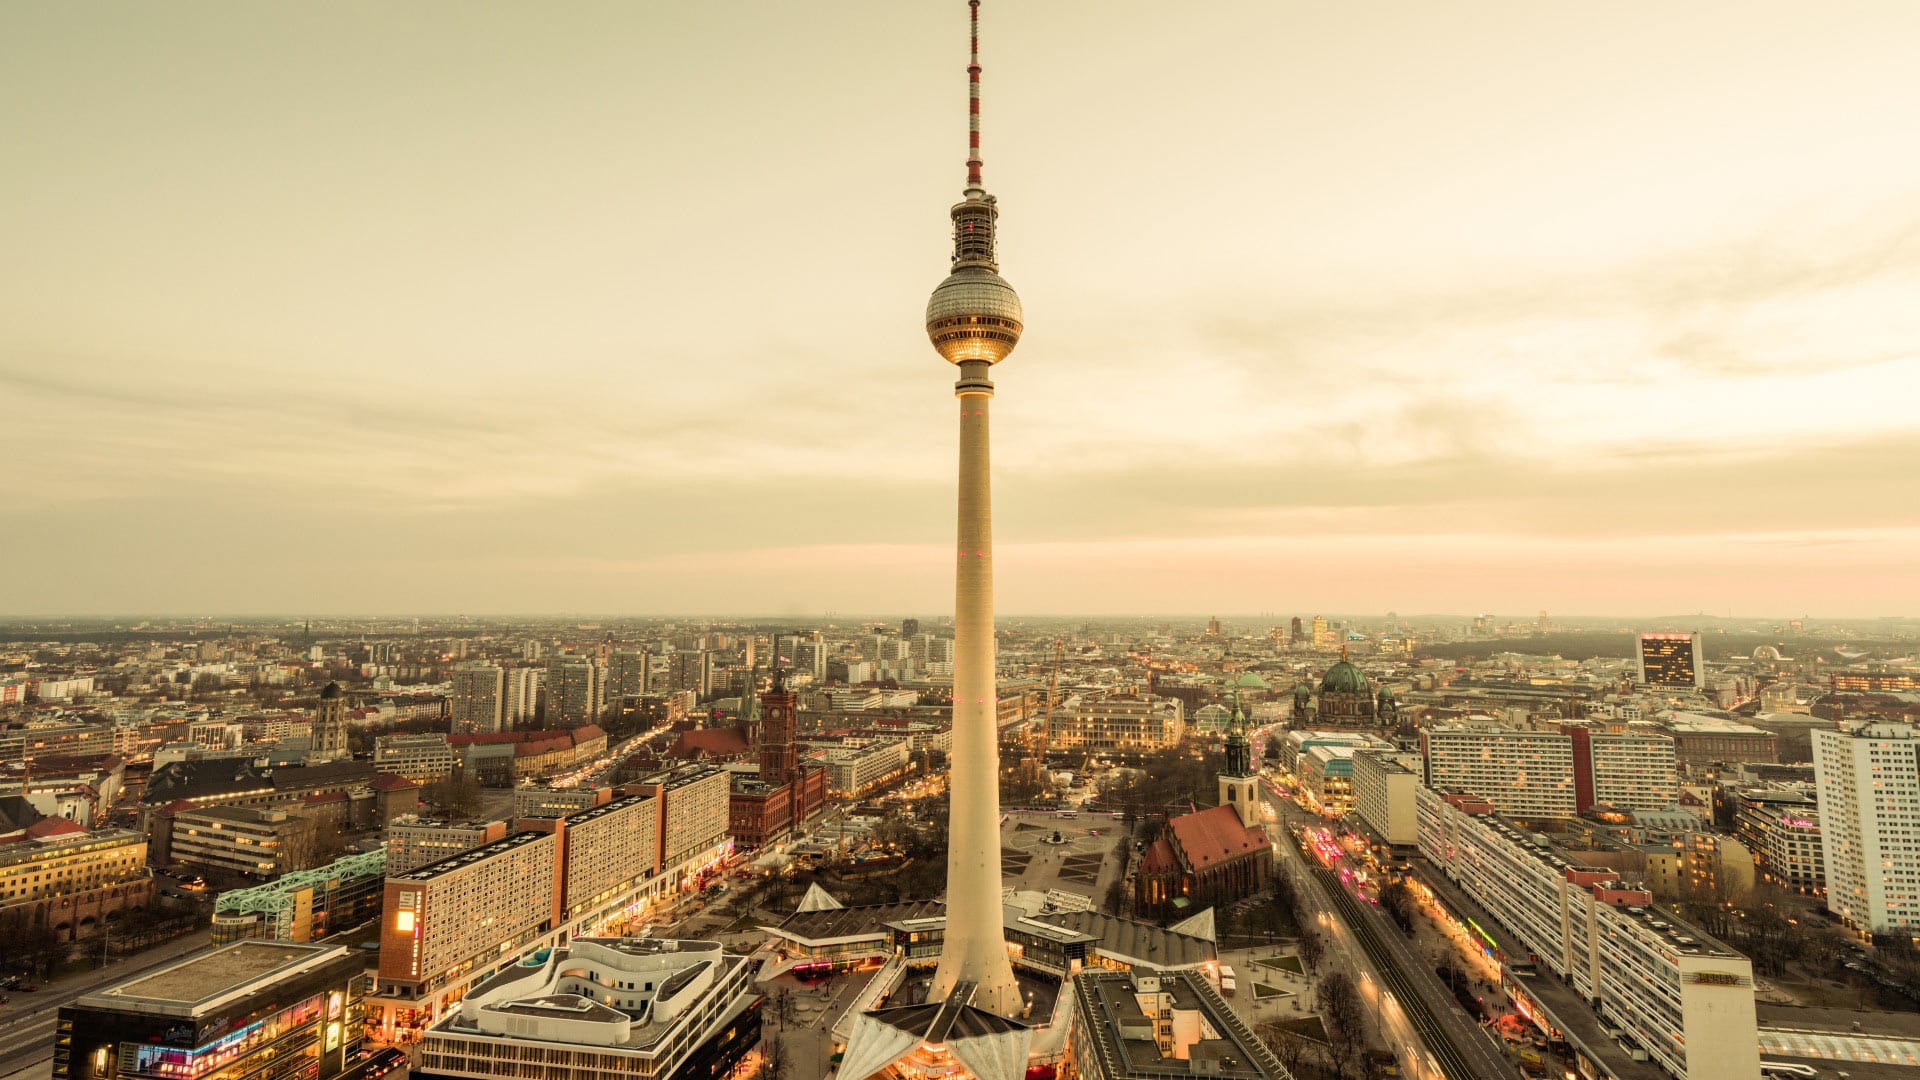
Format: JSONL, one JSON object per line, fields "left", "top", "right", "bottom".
{"left": 1254, "top": 1017, "right": 1327, "bottom": 1077}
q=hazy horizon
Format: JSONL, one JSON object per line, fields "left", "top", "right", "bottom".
{"left": 6, "top": 2, "right": 1919, "bottom": 617}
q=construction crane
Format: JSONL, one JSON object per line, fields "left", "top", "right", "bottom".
{"left": 1020, "top": 638, "right": 1065, "bottom": 786}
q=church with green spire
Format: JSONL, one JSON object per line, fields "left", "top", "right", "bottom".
{"left": 1218, "top": 693, "right": 1260, "bottom": 827}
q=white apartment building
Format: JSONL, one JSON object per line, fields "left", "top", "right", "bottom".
{"left": 1587, "top": 730, "right": 1678, "bottom": 810}
{"left": 504, "top": 667, "right": 543, "bottom": 727}
{"left": 1350, "top": 749, "right": 1420, "bottom": 848}
{"left": 1814, "top": 721, "right": 1920, "bottom": 939}
{"left": 1421, "top": 726, "right": 1577, "bottom": 817}
{"left": 1417, "top": 787, "right": 1760, "bottom": 1080}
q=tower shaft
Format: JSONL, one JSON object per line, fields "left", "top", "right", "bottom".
{"left": 929, "top": 363, "right": 1020, "bottom": 1015}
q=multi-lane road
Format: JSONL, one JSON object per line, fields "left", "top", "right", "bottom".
{"left": 0, "top": 930, "right": 212, "bottom": 1080}
{"left": 1264, "top": 783, "right": 1516, "bottom": 1080}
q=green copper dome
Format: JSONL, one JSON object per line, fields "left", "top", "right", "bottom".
{"left": 1319, "top": 661, "right": 1369, "bottom": 694}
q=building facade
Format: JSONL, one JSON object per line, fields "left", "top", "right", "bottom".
{"left": 1814, "top": 721, "right": 1920, "bottom": 940}
{"left": 56, "top": 942, "right": 369, "bottom": 1080}
{"left": 1416, "top": 787, "right": 1760, "bottom": 1080}
{"left": 450, "top": 664, "right": 506, "bottom": 734}
{"left": 416, "top": 938, "right": 758, "bottom": 1080}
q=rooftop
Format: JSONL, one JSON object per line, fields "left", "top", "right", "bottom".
{"left": 389, "top": 828, "right": 553, "bottom": 883}
{"left": 1071, "top": 969, "right": 1285, "bottom": 1080}
{"left": 86, "top": 941, "right": 341, "bottom": 1015}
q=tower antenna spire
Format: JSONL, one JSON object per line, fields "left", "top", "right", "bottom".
{"left": 966, "top": 0, "right": 983, "bottom": 190}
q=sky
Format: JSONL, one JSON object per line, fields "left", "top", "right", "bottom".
{"left": 4, "top": 1, "right": 1919, "bottom": 618}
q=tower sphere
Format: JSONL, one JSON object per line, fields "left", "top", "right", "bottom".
{"left": 926, "top": 265, "right": 1023, "bottom": 365}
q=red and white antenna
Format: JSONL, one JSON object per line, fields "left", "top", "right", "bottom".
{"left": 966, "top": 0, "right": 983, "bottom": 189}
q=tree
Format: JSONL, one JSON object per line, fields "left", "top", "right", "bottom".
{"left": 1298, "top": 928, "right": 1326, "bottom": 972}
{"left": 1254, "top": 1017, "right": 1327, "bottom": 1077}
{"left": 424, "top": 771, "right": 482, "bottom": 817}
{"left": 1315, "top": 971, "right": 1370, "bottom": 1080}
{"left": 1378, "top": 879, "right": 1415, "bottom": 935}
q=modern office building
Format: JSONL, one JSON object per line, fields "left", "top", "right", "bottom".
{"left": 513, "top": 785, "right": 607, "bottom": 819}
{"left": 1730, "top": 786, "right": 1825, "bottom": 893}
{"left": 1637, "top": 632, "right": 1706, "bottom": 690}
{"left": 450, "top": 663, "right": 506, "bottom": 734}
{"left": 1813, "top": 721, "right": 1920, "bottom": 940}
{"left": 170, "top": 805, "right": 328, "bottom": 878}
{"left": 55, "top": 941, "right": 368, "bottom": 1080}
{"left": 212, "top": 848, "right": 387, "bottom": 944}
{"left": 1417, "top": 788, "right": 1760, "bottom": 1080}
{"left": 416, "top": 938, "right": 758, "bottom": 1080}
{"left": 1064, "top": 968, "right": 1287, "bottom": 1080}
{"left": 820, "top": 737, "right": 912, "bottom": 798}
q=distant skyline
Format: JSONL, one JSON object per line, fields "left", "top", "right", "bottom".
{"left": 5, "top": 2, "right": 1920, "bottom": 617}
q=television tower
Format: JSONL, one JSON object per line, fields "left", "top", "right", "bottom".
{"left": 926, "top": 0, "right": 1024, "bottom": 1018}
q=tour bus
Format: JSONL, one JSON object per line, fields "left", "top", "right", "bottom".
{"left": 1218, "top": 965, "right": 1237, "bottom": 996}
{"left": 1760, "top": 1064, "right": 1817, "bottom": 1079}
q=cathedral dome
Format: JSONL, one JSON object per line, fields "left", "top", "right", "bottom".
{"left": 1319, "top": 662, "right": 1369, "bottom": 695}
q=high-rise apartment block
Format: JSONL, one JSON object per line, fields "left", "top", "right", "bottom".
{"left": 1420, "top": 725, "right": 1679, "bottom": 818}
{"left": 1421, "top": 726, "right": 1578, "bottom": 817}
{"left": 605, "top": 648, "right": 650, "bottom": 702}
{"left": 1814, "top": 721, "right": 1920, "bottom": 939}
{"left": 1567, "top": 726, "right": 1679, "bottom": 810}
{"left": 1637, "top": 632, "right": 1706, "bottom": 689}
{"left": 503, "top": 666, "right": 542, "bottom": 727}
{"left": 450, "top": 663, "right": 505, "bottom": 733}
{"left": 665, "top": 650, "right": 714, "bottom": 697}
{"left": 371, "top": 766, "right": 732, "bottom": 1039}
{"left": 546, "top": 659, "right": 600, "bottom": 727}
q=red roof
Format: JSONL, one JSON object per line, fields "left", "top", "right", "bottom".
{"left": 1166, "top": 804, "right": 1267, "bottom": 872}
{"left": 369, "top": 774, "right": 416, "bottom": 791}
{"left": 304, "top": 791, "right": 347, "bottom": 805}
{"left": 22, "top": 817, "right": 87, "bottom": 840}
{"left": 670, "top": 728, "right": 750, "bottom": 760}
{"left": 1139, "top": 836, "right": 1179, "bottom": 875}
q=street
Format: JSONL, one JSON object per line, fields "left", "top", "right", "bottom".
{"left": 1265, "top": 781, "right": 1517, "bottom": 1080}
{"left": 0, "top": 930, "right": 213, "bottom": 1080}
